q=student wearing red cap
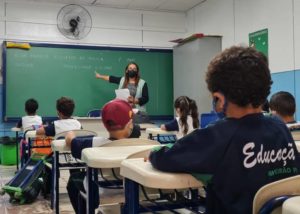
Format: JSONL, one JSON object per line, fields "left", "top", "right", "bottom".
{"left": 65, "top": 99, "right": 140, "bottom": 214}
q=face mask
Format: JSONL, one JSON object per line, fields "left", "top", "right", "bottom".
{"left": 212, "top": 97, "right": 226, "bottom": 119}
{"left": 128, "top": 70, "right": 137, "bottom": 78}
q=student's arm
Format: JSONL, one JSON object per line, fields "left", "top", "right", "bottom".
{"left": 36, "top": 126, "right": 46, "bottom": 135}
{"left": 71, "top": 137, "right": 108, "bottom": 159}
{"left": 16, "top": 119, "right": 22, "bottom": 128}
{"left": 162, "top": 119, "right": 179, "bottom": 131}
{"left": 149, "top": 127, "right": 230, "bottom": 174}
{"left": 38, "top": 123, "right": 55, "bottom": 136}
{"left": 65, "top": 131, "right": 76, "bottom": 147}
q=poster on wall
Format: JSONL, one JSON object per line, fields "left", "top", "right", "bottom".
{"left": 249, "top": 28, "right": 268, "bottom": 57}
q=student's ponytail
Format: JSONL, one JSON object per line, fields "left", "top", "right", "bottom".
{"left": 174, "top": 96, "right": 190, "bottom": 135}
{"left": 189, "top": 99, "right": 199, "bottom": 129}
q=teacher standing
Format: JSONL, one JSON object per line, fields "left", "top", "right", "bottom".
{"left": 95, "top": 62, "right": 150, "bottom": 121}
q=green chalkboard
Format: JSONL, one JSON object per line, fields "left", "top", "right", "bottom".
{"left": 4, "top": 43, "right": 173, "bottom": 119}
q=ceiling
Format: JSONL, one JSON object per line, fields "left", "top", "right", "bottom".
{"left": 28, "top": 0, "right": 206, "bottom": 12}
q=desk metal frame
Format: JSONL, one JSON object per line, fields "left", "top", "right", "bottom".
{"left": 51, "top": 150, "right": 86, "bottom": 214}
{"left": 122, "top": 178, "right": 204, "bottom": 214}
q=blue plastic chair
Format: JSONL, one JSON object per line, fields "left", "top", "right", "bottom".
{"left": 200, "top": 112, "right": 223, "bottom": 128}
{"left": 87, "top": 109, "right": 101, "bottom": 117}
{"left": 253, "top": 175, "right": 300, "bottom": 214}
{"left": 258, "top": 195, "right": 294, "bottom": 214}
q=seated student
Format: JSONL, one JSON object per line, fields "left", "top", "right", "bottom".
{"left": 269, "top": 91, "right": 299, "bottom": 127}
{"left": 16, "top": 98, "right": 43, "bottom": 130}
{"left": 65, "top": 99, "right": 140, "bottom": 214}
{"left": 149, "top": 46, "right": 300, "bottom": 214}
{"left": 36, "top": 96, "right": 81, "bottom": 136}
{"left": 160, "top": 96, "right": 199, "bottom": 139}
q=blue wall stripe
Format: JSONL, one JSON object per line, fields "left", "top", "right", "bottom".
{"left": 271, "top": 70, "right": 298, "bottom": 120}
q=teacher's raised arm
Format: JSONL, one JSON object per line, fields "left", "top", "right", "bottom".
{"left": 95, "top": 62, "right": 150, "bottom": 123}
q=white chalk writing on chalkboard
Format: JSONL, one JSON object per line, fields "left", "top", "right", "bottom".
{"left": 15, "top": 63, "right": 33, "bottom": 68}
{"left": 127, "top": 58, "right": 136, "bottom": 62}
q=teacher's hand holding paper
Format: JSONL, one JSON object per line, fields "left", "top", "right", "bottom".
{"left": 115, "top": 88, "right": 130, "bottom": 101}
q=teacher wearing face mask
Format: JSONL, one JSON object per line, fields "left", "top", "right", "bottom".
{"left": 95, "top": 62, "right": 150, "bottom": 123}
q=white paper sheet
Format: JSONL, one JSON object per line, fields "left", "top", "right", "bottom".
{"left": 115, "top": 88, "right": 130, "bottom": 101}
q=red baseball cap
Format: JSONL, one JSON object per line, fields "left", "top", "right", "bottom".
{"left": 102, "top": 99, "right": 133, "bottom": 131}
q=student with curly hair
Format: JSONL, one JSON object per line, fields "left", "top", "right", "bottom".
{"left": 161, "top": 96, "right": 199, "bottom": 139}
{"left": 149, "top": 46, "right": 300, "bottom": 214}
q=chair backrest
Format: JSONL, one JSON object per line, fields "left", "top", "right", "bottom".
{"left": 127, "top": 148, "right": 153, "bottom": 159}
{"left": 200, "top": 112, "right": 220, "bottom": 128}
{"left": 54, "top": 129, "right": 98, "bottom": 140}
{"left": 252, "top": 175, "right": 300, "bottom": 214}
{"left": 87, "top": 109, "right": 101, "bottom": 117}
{"left": 291, "top": 130, "right": 300, "bottom": 141}
{"left": 101, "top": 138, "right": 160, "bottom": 147}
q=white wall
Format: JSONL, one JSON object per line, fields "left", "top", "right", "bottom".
{"left": 0, "top": 0, "right": 187, "bottom": 48}
{"left": 187, "top": 0, "right": 298, "bottom": 73}
{"left": 186, "top": 0, "right": 234, "bottom": 50}
{"left": 294, "top": 0, "right": 300, "bottom": 69}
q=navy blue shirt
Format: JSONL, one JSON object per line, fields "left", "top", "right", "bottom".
{"left": 164, "top": 119, "right": 179, "bottom": 131}
{"left": 150, "top": 113, "right": 300, "bottom": 214}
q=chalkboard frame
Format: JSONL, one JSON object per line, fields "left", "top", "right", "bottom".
{"left": 2, "top": 41, "right": 174, "bottom": 122}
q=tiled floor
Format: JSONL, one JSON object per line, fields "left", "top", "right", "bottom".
{"left": 0, "top": 164, "right": 124, "bottom": 214}
{"left": 0, "top": 164, "right": 200, "bottom": 214}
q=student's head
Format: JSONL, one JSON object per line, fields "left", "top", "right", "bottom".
{"left": 102, "top": 99, "right": 134, "bottom": 139}
{"left": 206, "top": 46, "right": 272, "bottom": 116}
{"left": 56, "top": 97, "right": 75, "bottom": 118}
{"left": 269, "top": 91, "right": 296, "bottom": 122}
{"left": 123, "top": 62, "right": 140, "bottom": 87}
{"left": 174, "top": 96, "right": 199, "bottom": 135}
{"left": 25, "top": 98, "right": 39, "bottom": 115}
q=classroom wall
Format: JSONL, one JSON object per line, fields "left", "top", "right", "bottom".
{"left": 0, "top": 0, "right": 186, "bottom": 48}
{"left": 187, "top": 0, "right": 300, "bottom": 120}
{"left": 187, "top": 0, "right": 296, "bottom": 73}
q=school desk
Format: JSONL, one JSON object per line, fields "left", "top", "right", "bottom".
{"left": 120, "top": 158, "right": 204, "bottom": 214}
{"left": 11, "top": 127, "right": 21, "bottom": 170}
{"left": 73, "top": 117, "right": 108, "bottom": 138}
{"left": 138, "top": 123, "right": 158, "bottom": 138}
{"left": 145, "top": 127, "right": 177, "bottom": 144}
{"left": 139, "top": 123, "right": 157, "bottom": 130}
{"left": 51, "top": 139, "right": 83, "bottom": 214}
{"left": 51, "top": 139, "right": 65, "bottom": 213}
{"left": 23, "top": 130, "right": 51, "bottom": 163}
{"left": 10, "top": 128, "right": 48, "bottom": 169}
{"left": 282, "top": 196, "right": 300, "bottom": 214}
{"left": 51, "top": 130, "right": 97, "bottom": 214}
{"left": 81, "top": 145, "right": 158, "bottom": 214}
{"left": 145, "top": 127, "right": 176, "bottom": 139}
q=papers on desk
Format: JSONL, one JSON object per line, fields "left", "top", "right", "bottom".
{"left": 115, "top": 88, "right": 130, "bottom": 101}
